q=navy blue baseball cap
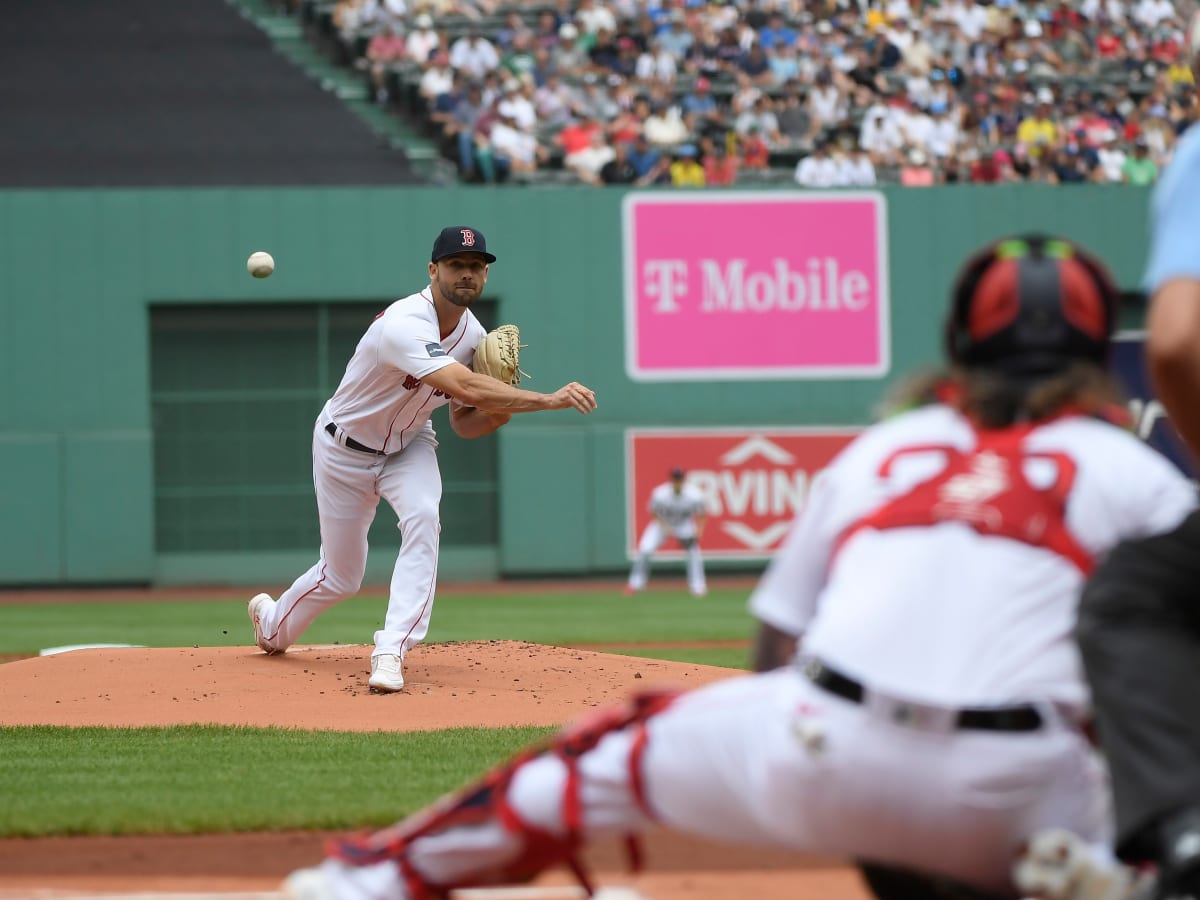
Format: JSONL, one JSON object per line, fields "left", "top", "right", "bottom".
{"left": 431, "top": 225, "right": 496, "bottom": 263}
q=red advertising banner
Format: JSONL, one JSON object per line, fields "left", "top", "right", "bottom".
{"left": 626, "top": 428, "right": 858, "bottom": 560}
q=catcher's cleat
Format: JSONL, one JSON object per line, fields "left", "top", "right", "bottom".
{"left": 368, "top": 653, "right": 405, "bottom": 692}
{"left": 248, "top": 593, "right": 283, "bottom": 655}
{"left": 1013, "top": 829, "right": 1145, "bottom": 900}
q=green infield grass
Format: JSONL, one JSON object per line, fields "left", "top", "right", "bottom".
{"left": 604, "top": 645, "right": 751, "bottom": 669}
{"left": 0, "top": 588, "right": 756, "bottom": 656}
{"left": 0, "top": 586, "right": 756, "bottom": 838}
{"left": 0, "top": 724, "right": 554, "bottom": 837}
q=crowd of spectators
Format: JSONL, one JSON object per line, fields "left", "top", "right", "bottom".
{"left": 293, "top": 0, "right": 1198, "bottom": 186}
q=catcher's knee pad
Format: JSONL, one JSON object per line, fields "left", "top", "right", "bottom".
{"left": 330, "top": 689, "right": 682, "bottom": 899}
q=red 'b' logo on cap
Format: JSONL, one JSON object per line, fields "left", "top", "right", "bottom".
{"left": 460, "top": 229, "right": 476, "bottom": 247}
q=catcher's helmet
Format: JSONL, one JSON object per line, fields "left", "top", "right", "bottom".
{"left": 945, "top": 235, "right": 1119, "bottom": 378}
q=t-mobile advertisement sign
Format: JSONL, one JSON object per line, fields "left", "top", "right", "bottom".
{"left": 622, "top": 192, "right": 890, "bottom": 381}
{"left": 626, "top": 428, "right": 858, "bottom": 560}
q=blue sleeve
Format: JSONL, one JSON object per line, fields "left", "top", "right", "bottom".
{"left": 1144, "top": 127, "right": 1200, "bottom": 293}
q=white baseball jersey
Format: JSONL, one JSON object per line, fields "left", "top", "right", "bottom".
{"left": 324, "top": 288, "right": 487, "bottom": 453}
{"left": 311, "top": 403, "right": 1198, "bottom": 900}
{"left": 648, "top": 482, "right": 706, "bottom": 534}
{"left": 751, "top": 404, "right": 1197, "bottom": 717}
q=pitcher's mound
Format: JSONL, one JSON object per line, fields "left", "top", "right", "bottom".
{"left": 0, "top": 640, "right": 738, "bottom": 731}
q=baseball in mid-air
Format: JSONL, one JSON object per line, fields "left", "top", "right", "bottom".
{"left": 247, "top": 250, "right": 275, "bottom": 279}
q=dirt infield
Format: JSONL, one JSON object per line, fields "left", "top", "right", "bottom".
{"left": 0, "top": 639, "right": 871, "bottom": 899}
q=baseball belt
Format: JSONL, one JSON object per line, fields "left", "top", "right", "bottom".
{"left": 803, "top": 659, "right": 1043, "bottom": 733}
{"left": 326, "top": 422, "right": 385, "bottom": 456}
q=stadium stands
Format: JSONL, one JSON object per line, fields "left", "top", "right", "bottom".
{"left": 0, "top": 0, "right": 420, "bottom": 187}
{"left": 276, "top": 0, "right": 1196, "bottom": 188}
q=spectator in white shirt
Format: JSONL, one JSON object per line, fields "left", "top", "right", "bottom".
{"left": 905, "top": 69, "right": 933, "bottom": 110}
{"left": 643, "top": 101, "right": 690, "bottom": 147}
{"left": 1095, "top": 136, "right": 1127, "bottom": 183}
{"left": 497, "top": 80, "right": 537, "bottom": 132}
{"left": 859, "top": 102, "right": 904, "bottom": 163}
{"left": 565, "top": 130, "right": 616, "bottom": 184}
{"left": 886, "top": 18, "right": 915, "bottom": 51}
{"left": 575, "top": 0, "right": 617, "bottom": 35}
{"left": 636, "top": 38, "right": 678, "bottom": 85}
{"left": 1081, "top": 0, "right": 1128, "bottom": 22}
{"left": 901, "top": 22, "right": 935, "bottom": 73}
{"left": 406, "top": 13, "right": 440, "bottom": 64}
{"left": 951, "top": 0, "right": 988, "bottom": 41}
{"left": 807, "top": 69, "right": 844, "bottom": 138}
{"left": 794, "top": 142, "right": 839, "bottom": 187}
{"left": 449, "top": 31, "right": 500, "bottom": 79}
{"left": 902, "top": 104, "right": 935, "bottom": 154}
{"left": 485, "top": 113, "right": 543, "bottom": 179}
{"left": 1133, "top": 0, "right": 1175, "bottom": 28}
{"left": 418, "top": 52, "right": 456, "bottom": 103}
{"left": 926, "top": 105, "right": 961, "bottom": 159}
{"left": 843, "top": 146, "right": 878, "bottom": 186}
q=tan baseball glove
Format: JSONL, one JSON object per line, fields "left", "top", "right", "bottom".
{"left": 473, "top": 324, "right": 529, "bottom": 386}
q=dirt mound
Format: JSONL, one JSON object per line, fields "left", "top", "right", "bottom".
{"left": 0, "top": 639, "right": 869, "bottom": 898}
{"left": 0, "top": 640, "right": 735, "bottom": 731}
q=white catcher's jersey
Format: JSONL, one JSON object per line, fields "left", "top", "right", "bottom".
{"left": 751, "top": 404, "right": 1197, "bottom": 716}
{"left": 649, "top": 482, "right": 706, "bottom": 536}
{"left": 324, "top": 287, "right": 486, "bottom": 453}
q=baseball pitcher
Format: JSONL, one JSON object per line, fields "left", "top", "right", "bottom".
{"left": 247, "top": 225, "right": 597, "bottom": 693}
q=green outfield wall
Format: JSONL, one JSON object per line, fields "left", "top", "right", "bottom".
{"left": 0, "top": 186, "right": 1151, "bottom": 586}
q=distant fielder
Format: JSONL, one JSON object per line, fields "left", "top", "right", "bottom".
{"left": 626, "top": 467, "right": 708, "bottom": 597}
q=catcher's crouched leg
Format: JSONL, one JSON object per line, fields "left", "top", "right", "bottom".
{"left": 323, "top": 690, "right": 681, "bottom": 900}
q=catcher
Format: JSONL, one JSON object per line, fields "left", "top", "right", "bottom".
{"left": 246, "top": 225, "right": 596, "bottom": 693}
{"left": 281, "top": 234, "right": 1195, "bottom": 900}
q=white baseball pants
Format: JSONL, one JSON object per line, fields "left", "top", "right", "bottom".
{"left": 628, "top": 521, "right": 706, "bottom": 595}
{"left": 254, "top": 418, "right": 443, "bottom": 659}
{"left": 309, "top": 667, "right": 1113, "bottom": 899}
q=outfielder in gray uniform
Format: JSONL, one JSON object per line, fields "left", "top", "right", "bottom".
{"left": 625, "top": 467, "right": 708, "bottom": 597}
{"left": 248, "top": 226, "right": 598, "bottom": 693}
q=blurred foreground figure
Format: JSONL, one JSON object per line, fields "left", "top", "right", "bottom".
{"left": 284, "top": 236, "right": 1196, "bottom": 900}
{"left": 1075, "top": 15, "right": 1200, "bottom": 900}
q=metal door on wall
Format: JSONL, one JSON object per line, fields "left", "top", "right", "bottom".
{"left": 149, "top": 301, "right": 500, "bottom": 561}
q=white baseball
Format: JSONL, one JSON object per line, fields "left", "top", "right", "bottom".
{"left": 247, "top": 250, "right": 275, "bottom": 278}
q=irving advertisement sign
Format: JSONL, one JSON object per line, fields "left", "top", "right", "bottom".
{"left": 626, "top": 428, "right": 858, "bottom": 560}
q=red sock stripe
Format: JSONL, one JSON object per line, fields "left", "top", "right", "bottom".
{"left": 628, "top": 724, "right": 658, "bottom": 821}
